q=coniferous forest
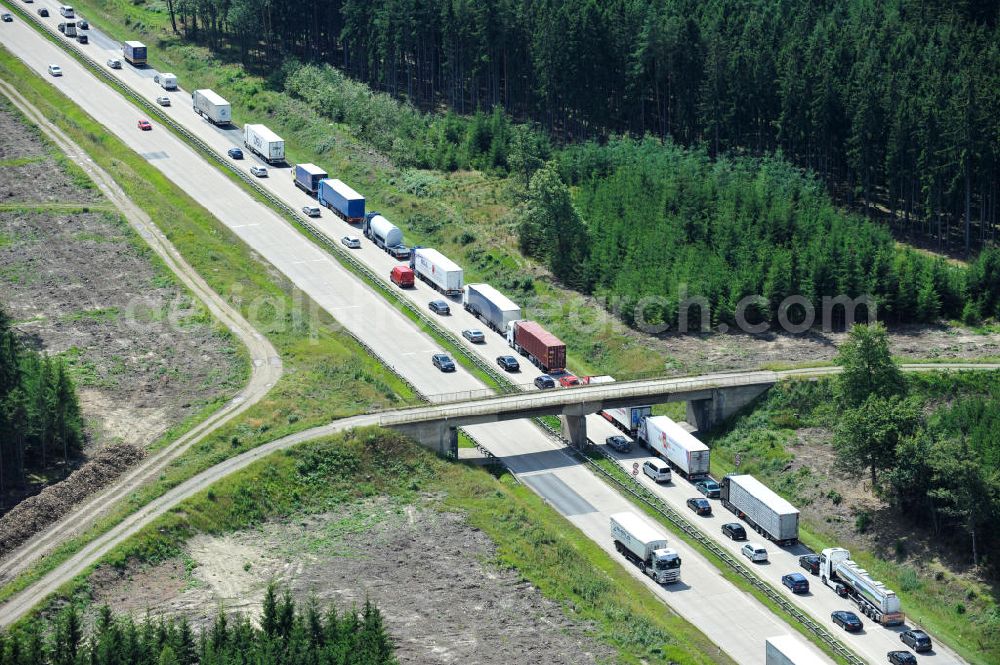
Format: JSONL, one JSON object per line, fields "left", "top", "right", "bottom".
{"left": 0, "top": 587, "right": 397, "bottom": 665}
{"left": 167, "top": 0, "right": 999, "bottom": 254}
{"left": 0, "top": 306, "right": 83, "bottom": 495}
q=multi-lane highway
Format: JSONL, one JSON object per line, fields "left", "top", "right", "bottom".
{"left": 0, "top": 5, "right": 977, "bottom": 663}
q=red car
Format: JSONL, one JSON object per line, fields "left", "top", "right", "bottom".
{"left": 557, "top": 374, "right": 581, "bottom": 387}
{"left": 137, "top": 119, "right": 152, "bottom": 131}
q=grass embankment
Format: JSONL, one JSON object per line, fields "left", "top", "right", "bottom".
{"left": 705, "top": 377, "right": 999, "bottom": 665}
{"left": 58, "top": 0, "right": 680, "bottom": 380}
{"left": 0, "top": 45, "right": 418, "bottom": 601}
{"left": 34, "top": 427, "right": 733, "bottom": 665}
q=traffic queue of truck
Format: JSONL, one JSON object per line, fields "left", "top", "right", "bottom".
{"left": 103, "top": 49, "right": 933, "bottom": 660}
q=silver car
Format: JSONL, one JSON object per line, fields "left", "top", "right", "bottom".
{"left": 106, "top": 58, "right": 122, "bottom": 69}
{"left": 340, "top": 236, "right": 361, "bottom": 249}
{"left": 155, "top": 96, "right": 171, "bottom": 106}
{"left": 250, "top": 165, "right": 268, "bottom": 177}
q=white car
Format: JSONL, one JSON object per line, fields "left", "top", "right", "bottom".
{"left": 340, "top": 236, "right": 361, "bottom": 249}
{"left": 155, "top": 96, "right": 171, "bottom": 106}
{"left": 250, "top": 165, "right": 268, "bottom": 177}
{"left": 741, "top": 543, "right": 768, "bottom": 563}
{"left": 47, "top": 64, "right": 63, "bottom": 77}
{"left": 301, "top": 205, "right": 320, "bottom": 218}
{"left": 642, "top": 458, "right": 671, "bottom": 483}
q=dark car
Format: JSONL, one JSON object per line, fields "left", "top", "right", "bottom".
{"left": 37, "top": 7, "right": 49, "bottom": 16}
{"left": 832, "top": 610, "right": 863, "bottom": 632}
{"left": 431, "top": 353, "right": 455, "bottom": 372}
{"left": 497, "top": 355, "right": 520, "bottom": 372}
{"left": 722, "top": 522, "right": 747, "bottom": 540}
{"left": 888, "top": 652, "right": 917, "bottom": 665}
{"left": 534, "top": 374, "right": 556, "bottom": 390}
{"left": 428, "top": 300, "right": 450, "bottom": 315}
{"left": 77, "top": 18, "right": 88, "bottom": 29}
{"left": 1, "top": 13, "right": 12, "bottom": 22}
{"left": 799, "top": 554, "right": 821, "bottom": 575}
{"left": 76, "top": 33, "right": 87, "bottom": 43}
{"left": 605, "top": 435, "right": 631, "bottom": 453}
{"left": 686, "top": 497, "right": 712, "bottom": 516}
{"left": 781, "top": 572, "right": 810, "bottom": 594}
{"left": 227, "top": 147, "right": 244, "bottom": 159}
{"left": 900, "top": 630, "right": 932, "bottom": 653}
{"left": 695, "top": 478, "right": 721, "bottom": 498}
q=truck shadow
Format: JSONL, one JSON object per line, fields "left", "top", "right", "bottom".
{"left": 662, "top": 581, "right": 693, "bottom": 592}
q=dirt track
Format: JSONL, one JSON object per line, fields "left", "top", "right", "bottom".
{"left": 0, "top": 79, "right": 282, "bottom": 588}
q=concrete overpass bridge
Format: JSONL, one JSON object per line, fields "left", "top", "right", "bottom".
{"left": 379, "top": 364, "right": 999, "bottom": 455}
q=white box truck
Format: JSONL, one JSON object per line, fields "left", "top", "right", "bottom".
{"left": 155, "top": 73, "right": 177, "bottom": 90}
{"left": 463, "top": 283, "right": 521, "bottom": 333}
{"left": 638, "top": 416, "right": 710, "bottom": 478}
{"left": 192, "top": 89, "right": 232, "bottom": 126}
{"left": 411, "top": 247, "right": 463, "bottom": 295}
{"left": 820, "top": 548, "right": 904, "bottom": 625}
{"left": 721, "top": 474, "right": 799, "bottom": 544}
{"left": 765, "top": 635, "right": 829, "bottom": 665}
{"left": 243, "top": 124, "right": 285, "bottom": 164}
{"left": 610, "top": 512, "right": 681, "bottom": 584}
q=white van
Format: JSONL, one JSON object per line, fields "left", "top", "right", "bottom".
{"left": 642, "top": 459, "right": 671, "bottom": 483}
{"left": 59, "top": 5, "right": 74, "bottom": 17}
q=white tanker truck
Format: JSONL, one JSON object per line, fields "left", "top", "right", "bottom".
{"left": 820, "top": 548, "right": 904, "bottom": 626}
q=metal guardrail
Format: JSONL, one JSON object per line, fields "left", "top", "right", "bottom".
{"left": 531, "top": 420, "right": 865, "bottom": 665}
{"left": 8, "top": 12, "right": 861, "bottom": 661}
{"left": 2, "top": 0, "right": 528, "bottom": 403}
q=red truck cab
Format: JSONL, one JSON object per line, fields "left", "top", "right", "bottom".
{"left": 390, "top": 265, "right": 414, "bottom": 288}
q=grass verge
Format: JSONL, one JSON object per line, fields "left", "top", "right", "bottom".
{"left": 31, "top": 427, "right": 734, "bottom": 665}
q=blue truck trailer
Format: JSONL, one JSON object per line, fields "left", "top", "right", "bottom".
{"left": 318, "top": 179, "right": 365, "bottom": 223}
{"left": 293, "top": 164, "right": 328, "bottom": 196}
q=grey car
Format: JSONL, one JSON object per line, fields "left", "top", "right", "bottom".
{"left": 605, "top": 435, "right": 631, "bottom": 453}
{"left": 429, "top": 300, "right": 450, "bottom": 315}
{"left": 462, "top": 329, "right": 485, "bottom": 343}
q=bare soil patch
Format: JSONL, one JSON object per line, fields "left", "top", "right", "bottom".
{"left": 648, "top": 324, "right": 1000, "bottom": 376}
{"left": 787, "top": 428, "right": 979, "bottom": 577}
{"left": 0, "top": 101, "right": 103, "bottom": 205}
{"left": 91, "top": 497, "right": 614, "bottom": 665}
{"left": 0, "top": 103, "right": 243, "bottom": 523}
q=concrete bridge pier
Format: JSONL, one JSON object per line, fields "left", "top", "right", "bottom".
{"left": 386, "top": 420, "right": 458, "bottom": 458}
{"left": 685, "top": 384, "right": 772, "bottom": 434}
{"left": 560, "top": 414, "right": 588, "bottom": 449}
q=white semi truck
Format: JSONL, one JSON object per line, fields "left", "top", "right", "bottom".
{"left": 721, "top": 474, "right": 799, "bottom": 544}
{"left": 820, "top": 547, "right": 905, "bottom": 626}
{"left": 243, "top": 124, "right": 285, "bottom": 164}
{"left": 602, "top": 405, "right": 652, "bottom": 437}
{"left": 638, "top": 416, "right": 710, "bottom": 479}
{"left": 610, "top": 512, "right": 681, "bottom": 584}
{"left": 192, "top": 89, "right": 232, "bottom": 125}
{"left": 411, "top": 247, "right": 463, "bottom": 295}
{"left": 765, "top": 635, "right": 828, "bottom": 664}
{"left": 463, "top": 283, "right": 521, "bottom": 334}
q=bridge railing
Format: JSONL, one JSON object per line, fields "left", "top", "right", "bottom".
{"left": 378, "top": 371, "right": 781, "bottom": 425}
